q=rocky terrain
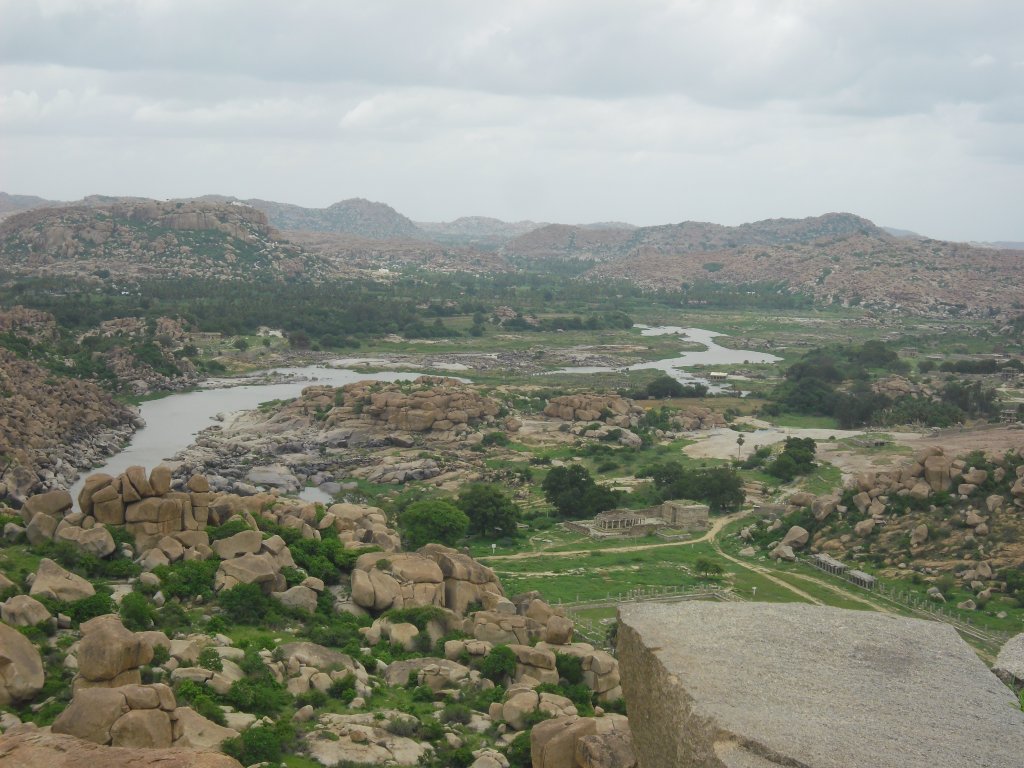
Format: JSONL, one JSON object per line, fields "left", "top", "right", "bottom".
{"left": 587, "top": 228, "right": 1022, "bottom": 316}
{"left": 3, "top": 193, "right": 1018, "bottom": 315}
{"left": 0, "top": 468, "right": 635, "bottom": 768}
{"left": 736, "top": 445, "right": 1024, "bottom": 610}
{"left": 236, "top": 197, "right": 423, "bottom": 240}
{"left": 0, "top": 348, "right": 140, "bottom": 501}
{"left": 0, "top": 200, "right": 322, "bottom": 281}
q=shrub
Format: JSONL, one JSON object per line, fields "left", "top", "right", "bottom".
{"left": 63, "top": 592, "right": 116, "bottom": 624}
{"left": 505, "top": 731, "right": 532, "bottom": 768}
{"left": 120, "top": 591, "right": 156, "bottom": 631}
{"left": 327, "top": 673, "right": 357, "bottom": 704}
{"left": 384, "top": 605, "right": 447, "bottom": 631}
{"left": 226, "top": 677, "right": 292, "bottom": 717}
{"left": 174, "top": 679, "right": 227, "bottom": 726}
{"left": 155, "top": 602, "right": 190, "bottom": 634}
{"left": 207, "top": 520, "right": 255, "bottom": 542}
{"left": 555, "top": 652, "right": 583, "bottom": 685}
{"left": 151, "top": 645, "right": 170, "bottom": 666}
{"left": 222, "top": 719, "right": 295, "bottom": 765}
{"left": 197, "top": 647, "right": 223, "bottom": 672}
{"left": 296, "top": 689, "right": 328, "bottom": 708}
{"left": 478, "top": 645, "right": 517, "bottom": 684}
{"left": 218, "top": 583, "right": 273, "bottom": 625}
{"left": 387, "top": 715, "right": 420, "bottom": 737}
{"left": 440, "top": 702, "right": 472, "bottom": 725}
{"left": 152, "top": 560, "right": 219, "bottom": 602}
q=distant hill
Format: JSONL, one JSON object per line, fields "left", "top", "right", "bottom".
{"left": 0, "top": 192, "right": 61, "bottom": 221}
{"left": 242, "top": 197, "right": 423, "bottom": 240}
{"left": 501, "top": 212, "right": 883, "bottom": 262}
{"left": 0, "top": 199, "right": 324, "bottom": 281}
{"left": 584, "top": 216, "right": 1022, "bottom": 316}
{"left": 415, "top": 216, "right": 547, "bottom": 250}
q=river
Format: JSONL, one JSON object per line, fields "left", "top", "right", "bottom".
{"left": 67, "top": 328, "right": 778, "bottom": 502}
{"left": 67, "top": 366, "right": 420, "bottom": 503}
{"left": 550, "top": 325, "right": 780, "bottom": 391}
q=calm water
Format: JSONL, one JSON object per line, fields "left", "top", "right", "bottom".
{"left": 67, "top": 366, "right": 419, "bottom": 503}
{"left": 550, "top": 326, "right": 780, "bottom": 390}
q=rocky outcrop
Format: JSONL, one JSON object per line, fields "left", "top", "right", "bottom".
{"left": 617, "top": 602, "right": 1024, "bottom": 768}
{"left": 0, "top": 621, "right": 44, "bottom": 705}
{"left": 28, "top": 558, "right": 95, "bottom": 602}
{"left": 73, "top": 615, "right": 153, "bottom": 691}
{"left": 993, "top": 632, "right": 1024, "bottom": 686}
{"left": 0, "top": 725, "right": 242, "bottom": 768}
{"left": 544, "top": 395, "right": 643, "bottom": 429}
{"left": 0, "top": 348, "right": 137, "bottom": 501}
{"left": 308, "top": 711, "right": 431, "bottom": 766}
{"left": 419, "top": 544, "right": 505, "bottom": 614}
{"left": 350, "top": 552, "right": 445, "bottom": 613}
{"left": 530, "top": 714, "right": 634, "bottom": 768}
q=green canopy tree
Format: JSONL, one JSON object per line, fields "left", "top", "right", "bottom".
{"left": 456, "top": 483, "right": 520, "bottom": 539}
{"left": 399, "top": 500, "right": 469, "bottom": 549}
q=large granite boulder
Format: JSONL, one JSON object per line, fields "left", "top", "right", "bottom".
{"left": 0, "top": 724, "right": 242, "bottom": 767}
{"left": 29, "top": 558, "right": 95, "bottom": 602}
{"left": 74, "top": 615, "right": 153, "bottom": 689}
{"left": 530, "top": 714, "right": 632, "bottom": 768}
{"left": 993, "top": 632, "right": 1024, "bottom": 686}
{"left": 0, "top": 621, "right": 45, "bottom": 705}
{"left": 350, "top": 552, "right": 444, "bottom": 612}
{"left": 617, "top": 602, "right": 1024, "bottom": 768}
{"left": 22, "top": 489, "right": 73, "bottom": 522}
{"left": 1, "top": 594, "right": 52, "bottom": 627}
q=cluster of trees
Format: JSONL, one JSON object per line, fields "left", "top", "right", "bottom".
{"left": 502, "top": 310, "right": 633, "bottom": 333}
{"left": 397, "top": 484, "right": 522, "bottom": 548}
{"left": 633, "top": 374, "right": 708, "bottom": 400}
{"left": 541, "top": 465, "right": 621, "bottom": 519}
{"left": 765, "top": 437, "right": 817, "bottom": 482}
{"left": 637, "top": 462, "right": 745, "bottom": 513}
{"left": 768, "top": 342, "right": 1001, "bottom": 428}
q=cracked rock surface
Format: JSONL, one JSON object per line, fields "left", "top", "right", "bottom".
{"left": 617, "top": 602, "right": 1024, "bottom": 768}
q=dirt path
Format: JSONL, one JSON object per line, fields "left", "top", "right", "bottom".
{"left": 482, "top": 512, "right": 743, "bottom": 562}
{"left": 710, "top": 540, "right": 823, "bottom": 605}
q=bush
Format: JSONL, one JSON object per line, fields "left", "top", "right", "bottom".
{"left": 174, "top": 679, "right": 227, "bottom": 726}
{"left": 64, "top": 592, "right": 117, "bottom": 624}
{"left": 207, "top": 520, "right": 256, "bottom": 542}
{"left": 478, "top": 645, "right": 517, "bottom": 684}
{"left": 222, "top": 720, "right": 295, "bottom": 765}
{"left": 152, "top": 560, "right": 219, "bottom": 602}
{"left": 197, "top": 647, "right": 223, "bottom": 672}
{"left": 327, "top": 674, "right": 357, "bottom": 704}
{"left": 399, "top": 500, "right": 469, "bottom": 549}
{"left": 120, "top": 591, "right": 156, "bottom": 631}
{"left": 440, "top": 702, "right": 472, "bottom": 725}
{"left": 226, "top": 677, "right": 292, "bottom": 717}
{"left": 506, "top": 731, "right": 533, "bottom": 768}
{"left": 218, "top": 583, "right": 273, "bottom": 625}
{"left": 555, "top": 652, "right": 583, "bottom": 685}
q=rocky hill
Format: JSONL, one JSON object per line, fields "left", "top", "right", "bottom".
{"left": 241, "top": 197, "right": 422, "bottom": 240}
{"left": 415, "top": 217, "right": 546, "bottom": 250}
{"left": 0, "top": 200, "right": 323, "bottom": 281}
{"left": 0, "top": 348, "right": 139, "bottom": 501}
{"left": 587, "top": 229, "right": 1022, "bottom": 315}
{"left": 501, "top": 212, "right": 883, "bottom": 262}
{"left": 0, "top": 192, "right": 60, "bottom": 222}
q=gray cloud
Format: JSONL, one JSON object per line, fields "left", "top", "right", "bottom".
{"left": 0, "top": 0, "right": 1021, "bottom": 240}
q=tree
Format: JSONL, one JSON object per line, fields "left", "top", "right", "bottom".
{"left": 694, "top": 558, "right": 724, "bottom": 578}
{"left": 541, "top": 465, "right": 619, "bottom": 519}
{"left": 456, "top": 483, "right": 520, "bottom": 539}
{"left": 400, "top": 500, "right": 469, "bottom": 549}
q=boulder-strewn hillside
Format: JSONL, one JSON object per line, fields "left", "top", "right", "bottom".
{"left": 0, "top": 200, "right": 322, "bottom": 281}
{"left": 0, "top": 192, "right": 60, "bottom": 222}
{"left": 501, "top": 212, "right": 882, "bottom": 262}
{"left": 415, "top": 216, "right": 546, "bottom": 250}
{"left": 242, "top": 197, "right": 422, "bottom": 240}
{"left": 0, "top": 349, "right": 138, "bottom": 500}
{"left": 588, "top": 230, "right": 1022, "bottom": 315}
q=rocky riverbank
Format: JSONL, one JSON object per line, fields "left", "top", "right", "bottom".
{"left": 0, "top": 349, "right": 142, "bottom": 503}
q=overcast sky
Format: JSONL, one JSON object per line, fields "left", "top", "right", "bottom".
{"left": 1, "top": 1, "right": 1021, "bottom": 241}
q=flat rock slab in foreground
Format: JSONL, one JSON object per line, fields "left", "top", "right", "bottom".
{"left": 617, "top": 602, "right": 1024, "bottom": 768}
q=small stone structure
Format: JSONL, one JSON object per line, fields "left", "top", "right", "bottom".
{"left": 566, "top": 501, "right": 708, "bottom": 539}
{"left": 847, "top": 569, "right": 876, "bottom": 589}
{"left": 809, "top": 553, "right": 848, "bottom": 575}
